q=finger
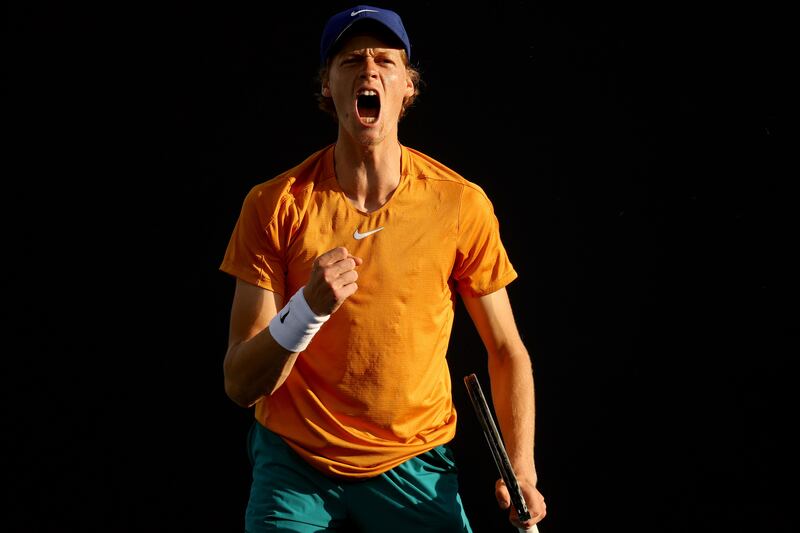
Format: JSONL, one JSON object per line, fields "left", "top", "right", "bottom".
{"left": 316, "top": 247, "right": 350, "bottom": 268}
{"left": 512, "top": 505, "right": 545, "bottom": 531}
{"left": 529, "top": 499, "right": 547, "bottom": 521}
{"left": 334, "top": 270, "right": 359, "bottom": 288}
{"left": 513, "top": 514, "right": 537, "bottom": 529}
{"left": 339, "top": 281, "right": 359, "bottom": 300}
{"left": 495, "top": 479, "right": 511, "bottom": 510}
{"left": 314, "top": 259, "right": 356, "bottom": 287}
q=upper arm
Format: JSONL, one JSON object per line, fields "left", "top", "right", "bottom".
{"left": 461, "top": 287, "right": 526, "bottom": 360}
{"left": 227, "top": 278, "right": 282, "bottom": 351}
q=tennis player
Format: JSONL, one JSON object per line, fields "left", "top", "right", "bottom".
{"left": 220, "top": 5, "right": 546, "bottom": 531}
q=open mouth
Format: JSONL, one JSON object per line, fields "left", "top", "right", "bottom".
{"left": 356, "top": 89, "right": 380, "bottom": 124}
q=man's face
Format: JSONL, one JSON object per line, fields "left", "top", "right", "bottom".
{"left": 323, "top": 34, "right": 414, "bottom": 146}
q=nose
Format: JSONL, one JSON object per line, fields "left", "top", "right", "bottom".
{"left": 359, "top": 58, "right": 379, "bottom": 80}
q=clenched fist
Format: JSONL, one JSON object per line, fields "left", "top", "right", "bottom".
{"left": 303, "top": 247, "right": 363, "bottom": 316}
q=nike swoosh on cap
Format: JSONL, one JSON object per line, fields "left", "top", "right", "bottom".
{"left": 351, "top": 9, "right": 379, "bottom": 16}
{"left": 353, "top": 226, "right": 384, "bottom": 240}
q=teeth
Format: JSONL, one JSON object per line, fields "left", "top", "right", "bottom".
{"left": 362, "top": 117, "right": 377, "bottom": 123}
{"left": 357, "top": 89, "right": 378, "bottom": 96}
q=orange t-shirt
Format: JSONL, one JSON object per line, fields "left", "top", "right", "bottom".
{"left": 220, "top": 144, "right": 517, "bottom": 478}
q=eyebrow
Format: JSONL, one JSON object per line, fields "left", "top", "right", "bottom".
{"left": 341, "top": 48, "right": 397, "bottom": 58}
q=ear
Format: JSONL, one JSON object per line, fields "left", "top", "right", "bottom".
{"left": 404, "top": 76, "right": 414, "bottom": 98}
{"left": 321, "top": 83, "right": 331, "bottom": 97}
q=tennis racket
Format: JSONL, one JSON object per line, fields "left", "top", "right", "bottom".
{"left": 464, "top": 373, "right": 539, "bottom": 533}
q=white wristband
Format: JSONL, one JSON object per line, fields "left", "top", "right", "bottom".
{"left": 268, "top": 286, "right": 330, "bottom": 353}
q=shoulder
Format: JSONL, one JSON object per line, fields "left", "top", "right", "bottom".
{"left": 405, "top": 146, "right": 494, "bottom": 207}
{"left": 241, "top": 145, "right": 335, "bottom": 221}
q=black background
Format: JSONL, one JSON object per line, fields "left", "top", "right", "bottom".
{"left": 7, "top": 1, "right": 796, "bottom": 532}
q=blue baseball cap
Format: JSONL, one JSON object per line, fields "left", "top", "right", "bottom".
{"left": 319, "top": 5, "right": 411, "bottom": 65}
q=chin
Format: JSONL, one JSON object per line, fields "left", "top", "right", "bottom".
{"left": 351, "top": 124, "right": 387, "bottom": 146}
{"left": 357, "top": 133, "right": 386, "bottom": 147}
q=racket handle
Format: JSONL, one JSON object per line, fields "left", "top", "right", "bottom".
{"left": 519, "top": 525, "right": 539, "bottom": 533}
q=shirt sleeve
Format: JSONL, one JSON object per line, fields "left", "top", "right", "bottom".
{"left": 452, "top": 184, "right": 518, "bottom": 297}
{"left": 219, "top": 185, "right": 288, "bottom": 299}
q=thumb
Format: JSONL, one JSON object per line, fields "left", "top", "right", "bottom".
{"left": 495, "top": 478, "right": 511, "bottom": 510}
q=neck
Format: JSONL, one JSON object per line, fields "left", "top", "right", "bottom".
{"left": 333, "top": 136, "right": 403, "bottom": 213}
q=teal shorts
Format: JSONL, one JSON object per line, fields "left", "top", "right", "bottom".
{"left": 245, "top": 421, "right": 473, "bottom": 532}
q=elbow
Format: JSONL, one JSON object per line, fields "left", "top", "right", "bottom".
{"left": 224, "top": 376, "right": 253, "bottom": 408}
{"left": 488, "top": 344, "right": 532, "bottom": 373}
{"left": 490, "top": 341, "right": 529, "bottom": 363}
{"left": 223, "top": 351, "right": 256, "bottom": 408}
{"left": 224, "top": 362, "right": 269, "bottom": 408}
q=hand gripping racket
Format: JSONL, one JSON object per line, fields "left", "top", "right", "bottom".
{"left": 464, "top": 373, "right": 540, "bottom": 533}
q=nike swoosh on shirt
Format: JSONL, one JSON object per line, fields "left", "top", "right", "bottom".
{"left": 353, "top": 226, "right": 384, "bottom": 240}
{"left": 351, "top": 9, "right": 379, "bottom": 16}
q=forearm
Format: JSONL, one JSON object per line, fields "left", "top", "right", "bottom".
{"left": 224, "top": 282, "right": 334, "bottom": 407}
{"left": 488, "top": 346, "right": 536, "bottom": 481}
{"left": 223, "top": 328, "right": 299, "bottom": 407}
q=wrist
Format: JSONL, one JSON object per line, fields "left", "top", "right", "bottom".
{"left": 268, "top": 286, "right": 330, "bottom": 353}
